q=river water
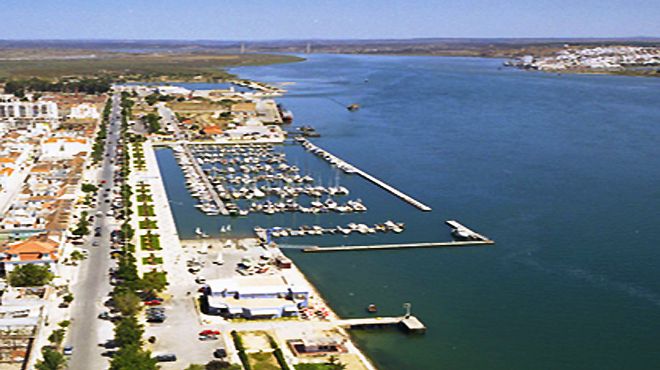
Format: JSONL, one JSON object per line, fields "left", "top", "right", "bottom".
{"left": 155, "top": 54, "right": 660, "bottom": 370}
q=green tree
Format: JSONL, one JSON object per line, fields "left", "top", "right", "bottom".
{"left": 8, "top": 264, "right": 54, "bottom": 287}
{"left": 140, "top": 270, "right": 168, "bottom": 293}
{"left": 71, "top": 211, "right": 90, "bottom": 236}
{"left": 114, "top": 290, "right": 141, "bottom": 316}
{"left": 81, "top": 183, "right": 98, "bottom": 193}
{"left": 70, "top": 250, "right": 86, "bottom": 261}
{"left": 35, "top": 348, "right": 67, "bottom": 370}
{"left": 114, "top": 316, "right": 143, "bottom": 348}
{"left": 109, "top": 344, "right": 157, "bottom": 370}
{"left": 48, "top": 329, "right": 66, "bottom": 346}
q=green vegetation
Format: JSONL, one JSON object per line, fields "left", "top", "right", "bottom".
{"left": 185, "top": 365, "right": 206, "bottom": 370}
{"left": 294, "top": 365, "right": 345, "bottom": 370}
{"left": 8, "top": 264, "right": 53, "bottom": 287}
{"left": 186, "top": 363, "right": 241, "bottom": 370}
{"left": 141, "top": 270, "right": 168, "bottom": 293}
{"left": 81, "top": 183, "right": 98, "bottom": 193}
{"left": 110, "top": 343, "right": 157, "bottom": 370}
{"left": 142, "top": 254, "right": 163, "bottom": 265}
{"left": 35, "top": 347, "right": 67, "bottom": 370}
{"left": 92, "top": 98, "right": 112, "bottom": 164}
{"left": 140, "top": 232, "right": 161, "bottom": 251}
{"left": 0, "top": 51, "right": 304, "bottom": 81}
{"left": 142, "top": 113, "right": 162, "bottom": 134}
{"left": 48, "top": 328, "right": 66, "bottom": 346}
{"left": 102, "top": 93, "right": 156, "bottom": 370}
{"left": 248, "top": 352, "right": 280, "bottom": 370}
{"left": 145, "top": 92, "right": 174, "bottom": 106}
{"left": 139, "top": 219, "right": 158, "bottom": 229}
{"left": 231, "top": 331, "right": 251, "bottom": 370}
{"left": 70, "top": 250, "right": 86, "bottom": 261}
{"left": 114, "top": 290, "right": 142, "bottom": 316}
{"left": 71, "top": 211, "right": 90, "bottom": 236}
{"left": 137, "top": 204, "right": 155, "bottom": 217}
{"left": 4, "top": 76, "right": 110, "bottom": 96}
{"left": 294, "top": 356, "right": 347, "bottom": 370}
{"left": 137, "top": 194, "right": 153, "bottom": 202}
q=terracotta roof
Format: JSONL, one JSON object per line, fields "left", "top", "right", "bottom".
{"left": 203, "top": 125, "right": 224, "bottom": 135}
{"left": 2, "top": 236, "right": 59, "bottom": 262}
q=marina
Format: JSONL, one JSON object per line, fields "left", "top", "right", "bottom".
{"left": 176, "top": 142, "right": 368, "bottom": 217}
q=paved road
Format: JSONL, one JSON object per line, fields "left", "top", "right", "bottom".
{"left": 67, "top": 95, "right": 121, "bottom": 370}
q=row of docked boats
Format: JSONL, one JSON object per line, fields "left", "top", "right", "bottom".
{"left": 254, "top": 220, "right": 405, "bottom": 238}
{"left": 182, "top": 143, "right": 366, "bottom": 216}
{"left": 239, "top": 198, "right": 367, "bottom": 215}
{"left": 297, "top": 137, "right": 358, "bottom": 174}
{"left": 172, "top": 144, "right": 224, "bottom": 216}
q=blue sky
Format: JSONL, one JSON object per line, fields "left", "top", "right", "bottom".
{"left": 1, "top": 0, "right": 658, "bottom": 40}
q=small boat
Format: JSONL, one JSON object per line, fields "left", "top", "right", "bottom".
{"left": 347, "top": 103, "right": 360, "bottom": 111}
{"left": 367, "top": 304, "right": 377, "bottom": 313}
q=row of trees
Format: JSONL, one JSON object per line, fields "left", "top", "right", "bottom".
{"left": 108, "top": 94, "right": 163, "bottom": 370}
{"left": 4, "top": 77, "right": 111, "bottom": 97}
{"left": 92, "top": 97, "right": 113, "bottom": 164}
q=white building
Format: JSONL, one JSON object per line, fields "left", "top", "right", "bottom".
{"left": 68, "top": 103, "right": 100, "bottom": 120}
{"left": 40, "top": 137, "right": 90, "bottom": 160}
{"left": 0, "top": 101, "right": 59, "bottom": 133}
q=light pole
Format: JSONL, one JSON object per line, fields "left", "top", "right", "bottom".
{"left": 403, "top": 302, "right": 412, "bottom": 318}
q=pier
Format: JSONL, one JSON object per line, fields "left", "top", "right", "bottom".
{"left": 302, "top": 240, "right": 493, "bottom": 253}
{"left": 337, "top": 315, "right": 426, "bottom": 333}
{"left": 182, "top": 143, "right": 228, "bottom": 215}
{"left": 445, "top": 220, "right": 491, "bottom": 241}
{"left": 299, "top": 138, "right": 432, "bottom": 212}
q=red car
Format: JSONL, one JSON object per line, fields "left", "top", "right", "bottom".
{"left": 144, "top": 300, "right": 162, "bottom": 306}
{"left": 198, "top": 329, "right": 221, "bottom": 336}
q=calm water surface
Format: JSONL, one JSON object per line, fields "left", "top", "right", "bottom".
{"left": 156, "top": 55, "right": 660, "bottom": 370}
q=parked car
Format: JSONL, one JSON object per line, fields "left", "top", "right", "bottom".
{"left": 144, "top": 300, "right": 162, "bottom": 306}
{"left": 213, "top": 348, "right": 227, "bottom": 358}
{"left": 98, "top": 312, "right": 111, "bottom": 320}
{"left": 154, "top": 354, "right": 177, "bottom": 362}
{"left": 147, "top": 315, "right": 166, "bottom": 323}
{"left": 63, "top": 346, "right": 73, "bottom": 356}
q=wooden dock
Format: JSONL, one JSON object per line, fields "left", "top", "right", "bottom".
{"left": 303, "top": 240, "right": 493, "bottom": 253}
{"left": 299, "top": 139, "right": 431, "bottom": 212}
{"left": 337, "top": 315, "right": 426, "bottom": 333}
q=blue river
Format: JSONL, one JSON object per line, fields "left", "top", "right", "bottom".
{"left": 155, "top": 54, "right": 660, "bottom": 370}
